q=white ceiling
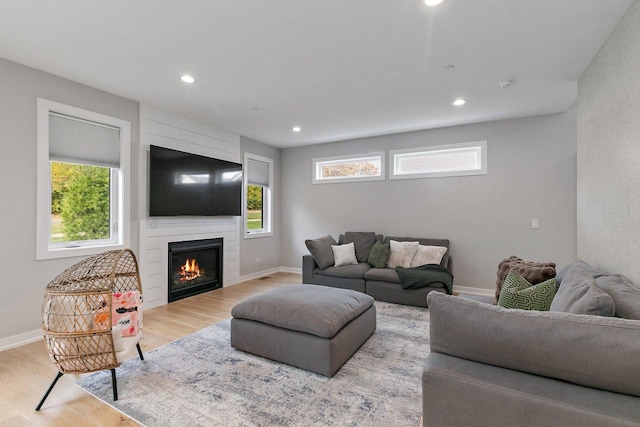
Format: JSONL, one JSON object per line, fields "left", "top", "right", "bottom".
{"left": 0, "top": 0, "right": 633, "bottom": 148}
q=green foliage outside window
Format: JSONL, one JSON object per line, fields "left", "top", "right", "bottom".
{"left": 246, "top": 185, "right": 263, "bottom": 230}
{"left": 52, "top": 162, "right": 111, "bottom": 242}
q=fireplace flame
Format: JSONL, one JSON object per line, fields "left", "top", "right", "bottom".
{"left": 180, "top": 257, "right": 204, "bottom": 281}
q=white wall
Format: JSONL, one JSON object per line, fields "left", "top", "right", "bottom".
{"left": 0, "top": 58, "right": 140, "bottom": 349}
{"left": 280, "top": 111, "right": 578, "bottom": 294}
{"left": 577, "top": 0, "right": 640, "bottom": 283}
{"left": 138, "top": 104, "right": 242, "bottom": 309}
{"left": 239, "top": 136, "right": 282, "bottom": 278}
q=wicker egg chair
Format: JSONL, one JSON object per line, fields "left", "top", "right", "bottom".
{"left": 36, "top": 249, "right": 144, "bottom": 411}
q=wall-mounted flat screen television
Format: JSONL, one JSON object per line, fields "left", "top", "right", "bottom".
{"left": 149, "top": 145, "right": 243, "bottom": 217}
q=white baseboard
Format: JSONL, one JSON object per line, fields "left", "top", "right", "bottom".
{"left": 0, "top": 329, "right": 42, "bottom": 352}
{"left": 453, "top": 285, "right": 494, "bottom": 297}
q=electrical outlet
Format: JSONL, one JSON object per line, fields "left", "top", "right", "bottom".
{"left": 256, "top": 258, "right": 262, "bottom": 263}
{"left": 531, "top": 219, "right": 539, "bottom": 229}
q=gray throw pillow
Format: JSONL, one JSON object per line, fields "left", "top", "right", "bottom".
{"left": 367, "top": 241, "right": 390, "bottom": 268}
{"left": 596, "top": 274, "right": 640, "bottom": 320}
{"left": 550, "top": 269, "right": 615, "bottom": 316}
{"left": 305, "top": 235, "right": 338, "bottom": 269}
{"left": 343, "top": 231, "right": 377, "bottom": 263}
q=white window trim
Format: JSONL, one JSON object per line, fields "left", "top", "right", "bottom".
{"left": 243, "top": 152, "right": 274, "bottom": 239}
{"left": 312, "top": 152, "right": 385, "bottom": 184}
{"left": 389, "top": 140, "right": 487, "bottom": 180}
{"left": 36, "top": 98, "right": 131, "bottom": 260}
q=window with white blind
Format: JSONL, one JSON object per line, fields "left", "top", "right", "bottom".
{"left": 390, "top": 141, "right": 487, "bottom": 180}
{"left": 312, "top": 152, "right": 385, "bottom": 184}
{"left": 36, "top": 98, "right": 131, "bottom": 260}
{"left": 244, "top": 153, "right": 274, "bottom": 238}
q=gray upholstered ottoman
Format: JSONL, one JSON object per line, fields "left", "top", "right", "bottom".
{"left": 230, "top": 284, "right": 376, "bottom": 377}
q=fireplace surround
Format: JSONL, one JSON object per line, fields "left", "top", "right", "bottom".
{"left": 168, "top": 238, "right": 223, "bottom": 302}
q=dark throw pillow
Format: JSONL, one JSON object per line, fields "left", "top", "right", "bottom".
{"left": 305, "top": 235, "right": 338, "bottom": 269}
{"left": 367, "top": 241, "right": 390, "bottom": 268}
{"left": 343, "top": 231, "right": 378, "bottom": 263}
{"left": 495, "top": 256, "right": 556, "bottom": 303}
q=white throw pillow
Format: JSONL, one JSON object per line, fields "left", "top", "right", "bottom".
{"left": 387, "top": 240, "right": 419, "bottom": 268}
{"left": 331, "top": 242, "right": 359, "bottom": 267}
{"left": 410, "top": 245, "right": 448, "bottom": 267}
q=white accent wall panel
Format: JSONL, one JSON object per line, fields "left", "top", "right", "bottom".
{"left": 139, "top": 104, "right": 241, "bottom": 309}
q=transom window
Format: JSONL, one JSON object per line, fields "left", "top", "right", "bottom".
{"left": 313, "top": 152, "right": 385, "bottom": 184}
{"left": 390, "top": 141, "right": 487, "bottom": 179}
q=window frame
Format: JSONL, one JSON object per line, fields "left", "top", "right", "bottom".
{"left": 36, "top": 98, "right": 131, "bottom": 260}
{"left": 312, "top": 152, "right": 385, "bottom": 184}
{"left": 243, "top": 152, "right": 274, "bottom": 239}
{"left": 389, "top": 141, "right": 487, "bottom": 180}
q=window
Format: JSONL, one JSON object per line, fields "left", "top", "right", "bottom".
{"left": 244, "top": 153, "right": 274, "bottom": 238}
{"left": 36, "top": 98, "right": 131, "bottom": 260}
{"left": 390, "top": 141, "right": 487, "bottom": 180}
{"left": 312, "top": 152, "right": 385, "bottom": 184}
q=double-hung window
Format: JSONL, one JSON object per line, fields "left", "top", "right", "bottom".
{"left": 36, "top": 98, "right": 130, "bottom": 260}
{"left": 244, "top": 153, "right": 274, "bottom": 238}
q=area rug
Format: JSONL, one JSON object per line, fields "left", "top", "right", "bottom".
{"left": 76, "top": 302, "right": 430, "bottom": 427}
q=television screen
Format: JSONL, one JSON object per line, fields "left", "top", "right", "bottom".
{"left": 149, "top": 145, "right": 243, "bottom": 217}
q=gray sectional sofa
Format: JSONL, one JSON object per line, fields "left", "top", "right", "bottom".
{"left": 423, "top": 261, "right": 640, "bottom": 426}
{"left": 303, "top": 233, "right": 452, "bottom": 308}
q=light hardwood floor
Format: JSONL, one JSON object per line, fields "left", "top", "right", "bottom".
{"left": 0, "top": 273, "right": 299, "bottom": 427}
{"left": 1, "top": 272, "right": 423, "bottom": 427}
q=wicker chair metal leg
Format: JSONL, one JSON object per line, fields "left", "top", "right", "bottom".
{"left": 36, "top": 371, "right": 64, "bottom": 411}
{"left": 136, "top": 342, "right": 144, "bottom": 360}
{"left": 111, "top": 369, "right": 118, "bottom": 401}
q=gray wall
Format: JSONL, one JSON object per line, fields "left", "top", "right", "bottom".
{"left": 281, "top": 111, "right": 577, "bottom": 293}
{"left": 0, "top": 58, "right": 140, "bottom": 343}
{"left": 577, "top": 0, "right": 640, "bottom": 284}
{"left": 239, "top": 136, "right": 282, "bottom": 276}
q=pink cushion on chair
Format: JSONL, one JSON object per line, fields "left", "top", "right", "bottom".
{"left": 112, "top": 291, "right": 142, "bottom": 337}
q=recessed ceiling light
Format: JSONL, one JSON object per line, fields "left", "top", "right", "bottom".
{"left": 181, "top": 75, "right": 195, "bottom": 84}
{"left": 425, "top": 0, "right": 443, "bottom": 6}
{"left": 452, "top": 98, "right": 466, "bottom": 106}
{"left": 292, "top": 126, "right": 301, "bottom": 132}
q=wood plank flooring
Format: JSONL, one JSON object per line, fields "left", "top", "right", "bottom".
{"left": 0, "top": 272, "right": 422, "bottom": 427}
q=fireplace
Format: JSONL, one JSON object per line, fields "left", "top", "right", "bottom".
{"left": 168, "top": 238, "right": 223, "bottom": 302}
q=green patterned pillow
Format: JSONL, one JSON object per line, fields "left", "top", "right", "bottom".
{"left": 497, "top": 270, "right": 558, "bottom": 311}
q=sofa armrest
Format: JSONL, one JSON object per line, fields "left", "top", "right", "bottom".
{"left": 302, "top": 254, "right": 318, "bottom": 284}
{"left": 426, "top": 292, "right": 640, "bottom": 397}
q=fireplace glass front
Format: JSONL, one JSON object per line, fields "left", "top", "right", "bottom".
{"left": 168, "top": 238, "right": 222, "bottom": 302}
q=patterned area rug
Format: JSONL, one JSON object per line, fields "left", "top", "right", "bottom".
{"left": 76, "top": 302, "right": 430, "bottom": 427}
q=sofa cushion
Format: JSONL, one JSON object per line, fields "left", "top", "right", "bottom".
{"left": 596, "top": 274, "right": 640, "bottom": 320}
{"left": 331, "top": 242, "right": 358, "bottom": 267}
{"left": 343, "top": 231, "right": 377, "bottom": 263}
{"left": 495, "top": 256, "right": 556, "bottom": 303}
{"left": 555, "top": 260, "right": 606, "bottom": 285}
{"left": 427, "top": 292, "right": 640, "bottom": 397}
{"left": 550, "top": 269, "right": 615, "bottom": 316}
{"left": 387, "top": 240, "right": 419, "bottom": 268}
{"left": 364, "top": 267, "right": 400, "bottom": 283}
{"left": 315, "top": 262, "right": 371, "bottom": 279}
{"left": 384, "top": 236, "right": 450, "bottom": 268}
{"left": 367, "top": 241, "right": 390, "bottom": 269}
{"left": 410, "top": 245, "right": 448, "bottom": 267}
{"left": 497, "top": 270, "right": 557, "bottom": 311}
{"left": 305, "top": 235, "right": 338, "bottom": 269}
